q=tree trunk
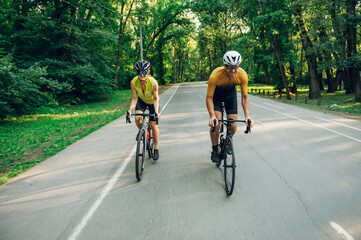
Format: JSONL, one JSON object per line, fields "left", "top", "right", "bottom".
{"left": 114, "top": 4, "right": 125, "bottom": 88}
{"left": 356, "top": 75, "right": 361, "bottom": 102}
{"left": 264, "top": 69, "right": 271, "bottom": 85}
{"left": 343, "top": 69, "right": 353, "bottom": 94}
{"left": 292, "top": 0, "right": 320, "bottom": 99}
{"left": 178, "top": 50, "right": 182, "bottom": 82}
{"left": 346, "top": 0, "right": 361, "bottom": 100}
{"left": 318, "top": 72, "right": 324, "bottom": 91}
{"left": 299, "top": 45, "right": 304, "bottom": 80}
{"left": 330, "top": 0, "right": 351, "bottom": 94}
{"left": 114, "top": 1, "right": 135, "bottom": 88}
{"left": 273, "top": 35, "right": 290, "bottom": 99}
{"left": 86, "top": 10, "right": 92, "bottom": 22}
{"left": 326, "top": 69, "right": 335, "bottom": 93}
{"left": 318, "top": 26, "right": 335, "bottom": 93}
{"left": 289, "top": 62, "right": 297, "bottom": 94}
{"left": 156, "top": 35, "right": 165, "bottom": 85}
{"left": 62, "top": 1, "right": 77, "bottom": 62}
{"left": 173, "top": 46, "right": 177, "bottom": 83}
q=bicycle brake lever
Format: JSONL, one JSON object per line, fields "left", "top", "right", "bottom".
{"left": 155, "top": 113, "right": 159, "bottom": 125}
{"left": 126, "top": 112, "right": 131, "bottom": 124}
{"left": 244, "top": 119, "right": 251, "bottom": 134}
{"left": 212, "top": 119, "right": 217, "bottom": 133}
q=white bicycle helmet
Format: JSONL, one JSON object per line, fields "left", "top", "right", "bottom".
{"left": 134, "top": 60, "right": 151, "bottom": 70}
{"left": 222, "top": 51, "right": 242, "bottom": 65}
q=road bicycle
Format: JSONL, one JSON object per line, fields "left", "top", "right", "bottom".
{"left": 212, "top": 108, "right": 251, "bottom": 196}
{"left": 126, "top": 112, "right": 156, "bottom": 181}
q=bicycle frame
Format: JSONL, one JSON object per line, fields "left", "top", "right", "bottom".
{"left": 211, "top": 105, "right": 251, "bottom": 196}
{"left": 126, "top": 111, "right": 156, "bottom": 181}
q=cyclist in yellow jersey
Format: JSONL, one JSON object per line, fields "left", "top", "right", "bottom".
{"left": 206, "top": 51, "right": 254, "bottom": 162}
{"left": 127, "top": 60, "right": 160, "bottom": 160}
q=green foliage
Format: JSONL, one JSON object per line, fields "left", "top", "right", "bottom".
{"left": 0, "top": 0, "right": 119, "bottom": 117}
{"left": 0, "top": 55, "right": 58, "bottom": 117}
{"left": 1, "top": 0, "right": 361, "bottom": 118}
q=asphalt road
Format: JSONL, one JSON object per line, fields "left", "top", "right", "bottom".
{"left": 1, "top": 82, "right": 361, "bottom": 240}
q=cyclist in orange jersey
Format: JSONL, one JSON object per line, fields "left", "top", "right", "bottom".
{"left": 206, "top": 51, "right": 254, "bottom": 162}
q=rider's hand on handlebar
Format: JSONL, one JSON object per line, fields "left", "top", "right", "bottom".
{"left": 246, "top": 118, "right": 254, "bottom": 128}
{"left": 209, "top": 117, "right": 218, "bottom": 128}
{"left": 126, "top": 110, "right": 131, "bottom": 123}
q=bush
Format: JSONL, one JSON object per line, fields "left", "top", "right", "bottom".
{"left": 0, "top": 55, "right": 60, "bottom": 118}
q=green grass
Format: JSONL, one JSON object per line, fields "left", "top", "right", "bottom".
{"left": 246, "top": 85, "right": 361, "bottom": 115}
{"left": 0, "top": 90, "right": 133, "bottom": 184}
{"left": 0, "top": 85, "right": 170, "bottom": 184}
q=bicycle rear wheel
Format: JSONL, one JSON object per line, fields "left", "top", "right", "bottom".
{"left": 135, "top": 130, "right": 146, "bottom": 181}
{"left": 224, "top": 138, "right": 235, "bottom": 196}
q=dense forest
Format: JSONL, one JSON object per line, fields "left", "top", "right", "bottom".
{"left": 1, "top": 0, "right": 360, "bottom": 118}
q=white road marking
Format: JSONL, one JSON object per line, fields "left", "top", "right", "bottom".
{"left": 330, "top": 222, "right": 354, "bottom": 240}
{"left": 252, "top": 103, "right": 361, "bottom": 143}
{"left": 67, "top": 85, "right": 179, "bottom": 240}
{"left": 315, "top": 117, "right": 361, "bottom": 132}
{"left": 161, "top": 86, "right": 179, "bottom": 112}
{"left": 263, "top": 102, "right": 284, "bottom": 109}
{"left": 68, "top": 146, "right": 135, "bottom": 240}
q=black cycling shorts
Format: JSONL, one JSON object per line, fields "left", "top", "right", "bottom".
{"left": 135, "top": 97, "right": 158, "bottom": 122}
{"left": 213, "top": 87, "right": 238, "bottom": 115}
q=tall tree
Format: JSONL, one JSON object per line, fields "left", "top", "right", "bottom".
{"left": 143, "top": 0, "right": 190, "bottom": 60}
{"left": 291, "top": 0, "right": 320, "bottom": 99}
{"left": 346, "top": 0, "right": 361, "bottom": 101}
{"left": 114, "top": 0, "right": 135, "bottom": 88}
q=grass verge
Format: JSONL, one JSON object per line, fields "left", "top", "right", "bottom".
{"left": 246, "top": 84, "right": 361, "bottom": 118}
{"left": 0, "top": 86, "right": 170, "bottom": 184}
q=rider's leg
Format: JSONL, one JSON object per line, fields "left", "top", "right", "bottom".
{"left": 227, "top": 114, "right": 238, "bottom": 136}
{"left": 135, "top": 110, "right": 143, "bottom": 130}
{"left": 225, "top": 88, "right": 238, "bottom": 136}
{"left": 210, "top": 111, "right": 222, "bottom": 146}
{"left": 150, "top": 121, "right": 159, "bottom": 149}
{"left": 210, "top": 111, "right": 222, "bottom": 162}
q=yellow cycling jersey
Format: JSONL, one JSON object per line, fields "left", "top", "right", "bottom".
{"left": 206, "top": 66, "right": 248, "bottom": 97}
{"left": 132, "top": 76, "right": 155, "bottom": 105}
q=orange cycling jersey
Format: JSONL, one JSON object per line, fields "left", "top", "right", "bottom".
{"left": 206, "top": 67, "right": 248, "bottom": 97}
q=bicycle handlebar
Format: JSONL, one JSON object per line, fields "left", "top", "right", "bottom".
{"left": 126, "top": 112, "right": 158, "bottom": 124}
{"left": 212, "top": 118, "right": 251, "bottom": 134}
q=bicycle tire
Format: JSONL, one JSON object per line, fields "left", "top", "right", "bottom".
{"left": 147, "top": 125, "right": 154, "bottom": 158}
{"left": 135, "top": 130, "right": 146, "bottom": 181}
{"left": 224, "top": 138, "right": 235, "bottom": 196}
{"left": 216, "top": 135, "right": 224, "bottom": 168}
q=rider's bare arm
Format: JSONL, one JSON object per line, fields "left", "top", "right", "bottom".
{"left": 128, "top": 80, "right": 138, "bottom": 115}
{"left": 152, "top": 80, "right": 160, "bottom": 118}
{"left": 239, "top": 77, "right": 254, "bottom": 128}
{"left": 206, "top": 79, "right": 217, "bottom": 127}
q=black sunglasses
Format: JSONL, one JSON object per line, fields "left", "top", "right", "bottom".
{"left": 225, "top": 65, "right": 239, "bottom": 70}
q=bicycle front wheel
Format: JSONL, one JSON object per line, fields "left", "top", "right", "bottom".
{"left": 216, "top": 136, "right": 225, "bottom": 168}
{"left": 147, "top": 126, "right": 154, "bottom": 158}
{"left": 135, "top": 130, "right": 146, "bottom": 181}
{"left": 224, "top": 138, "right": 235, "bottom": 196}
